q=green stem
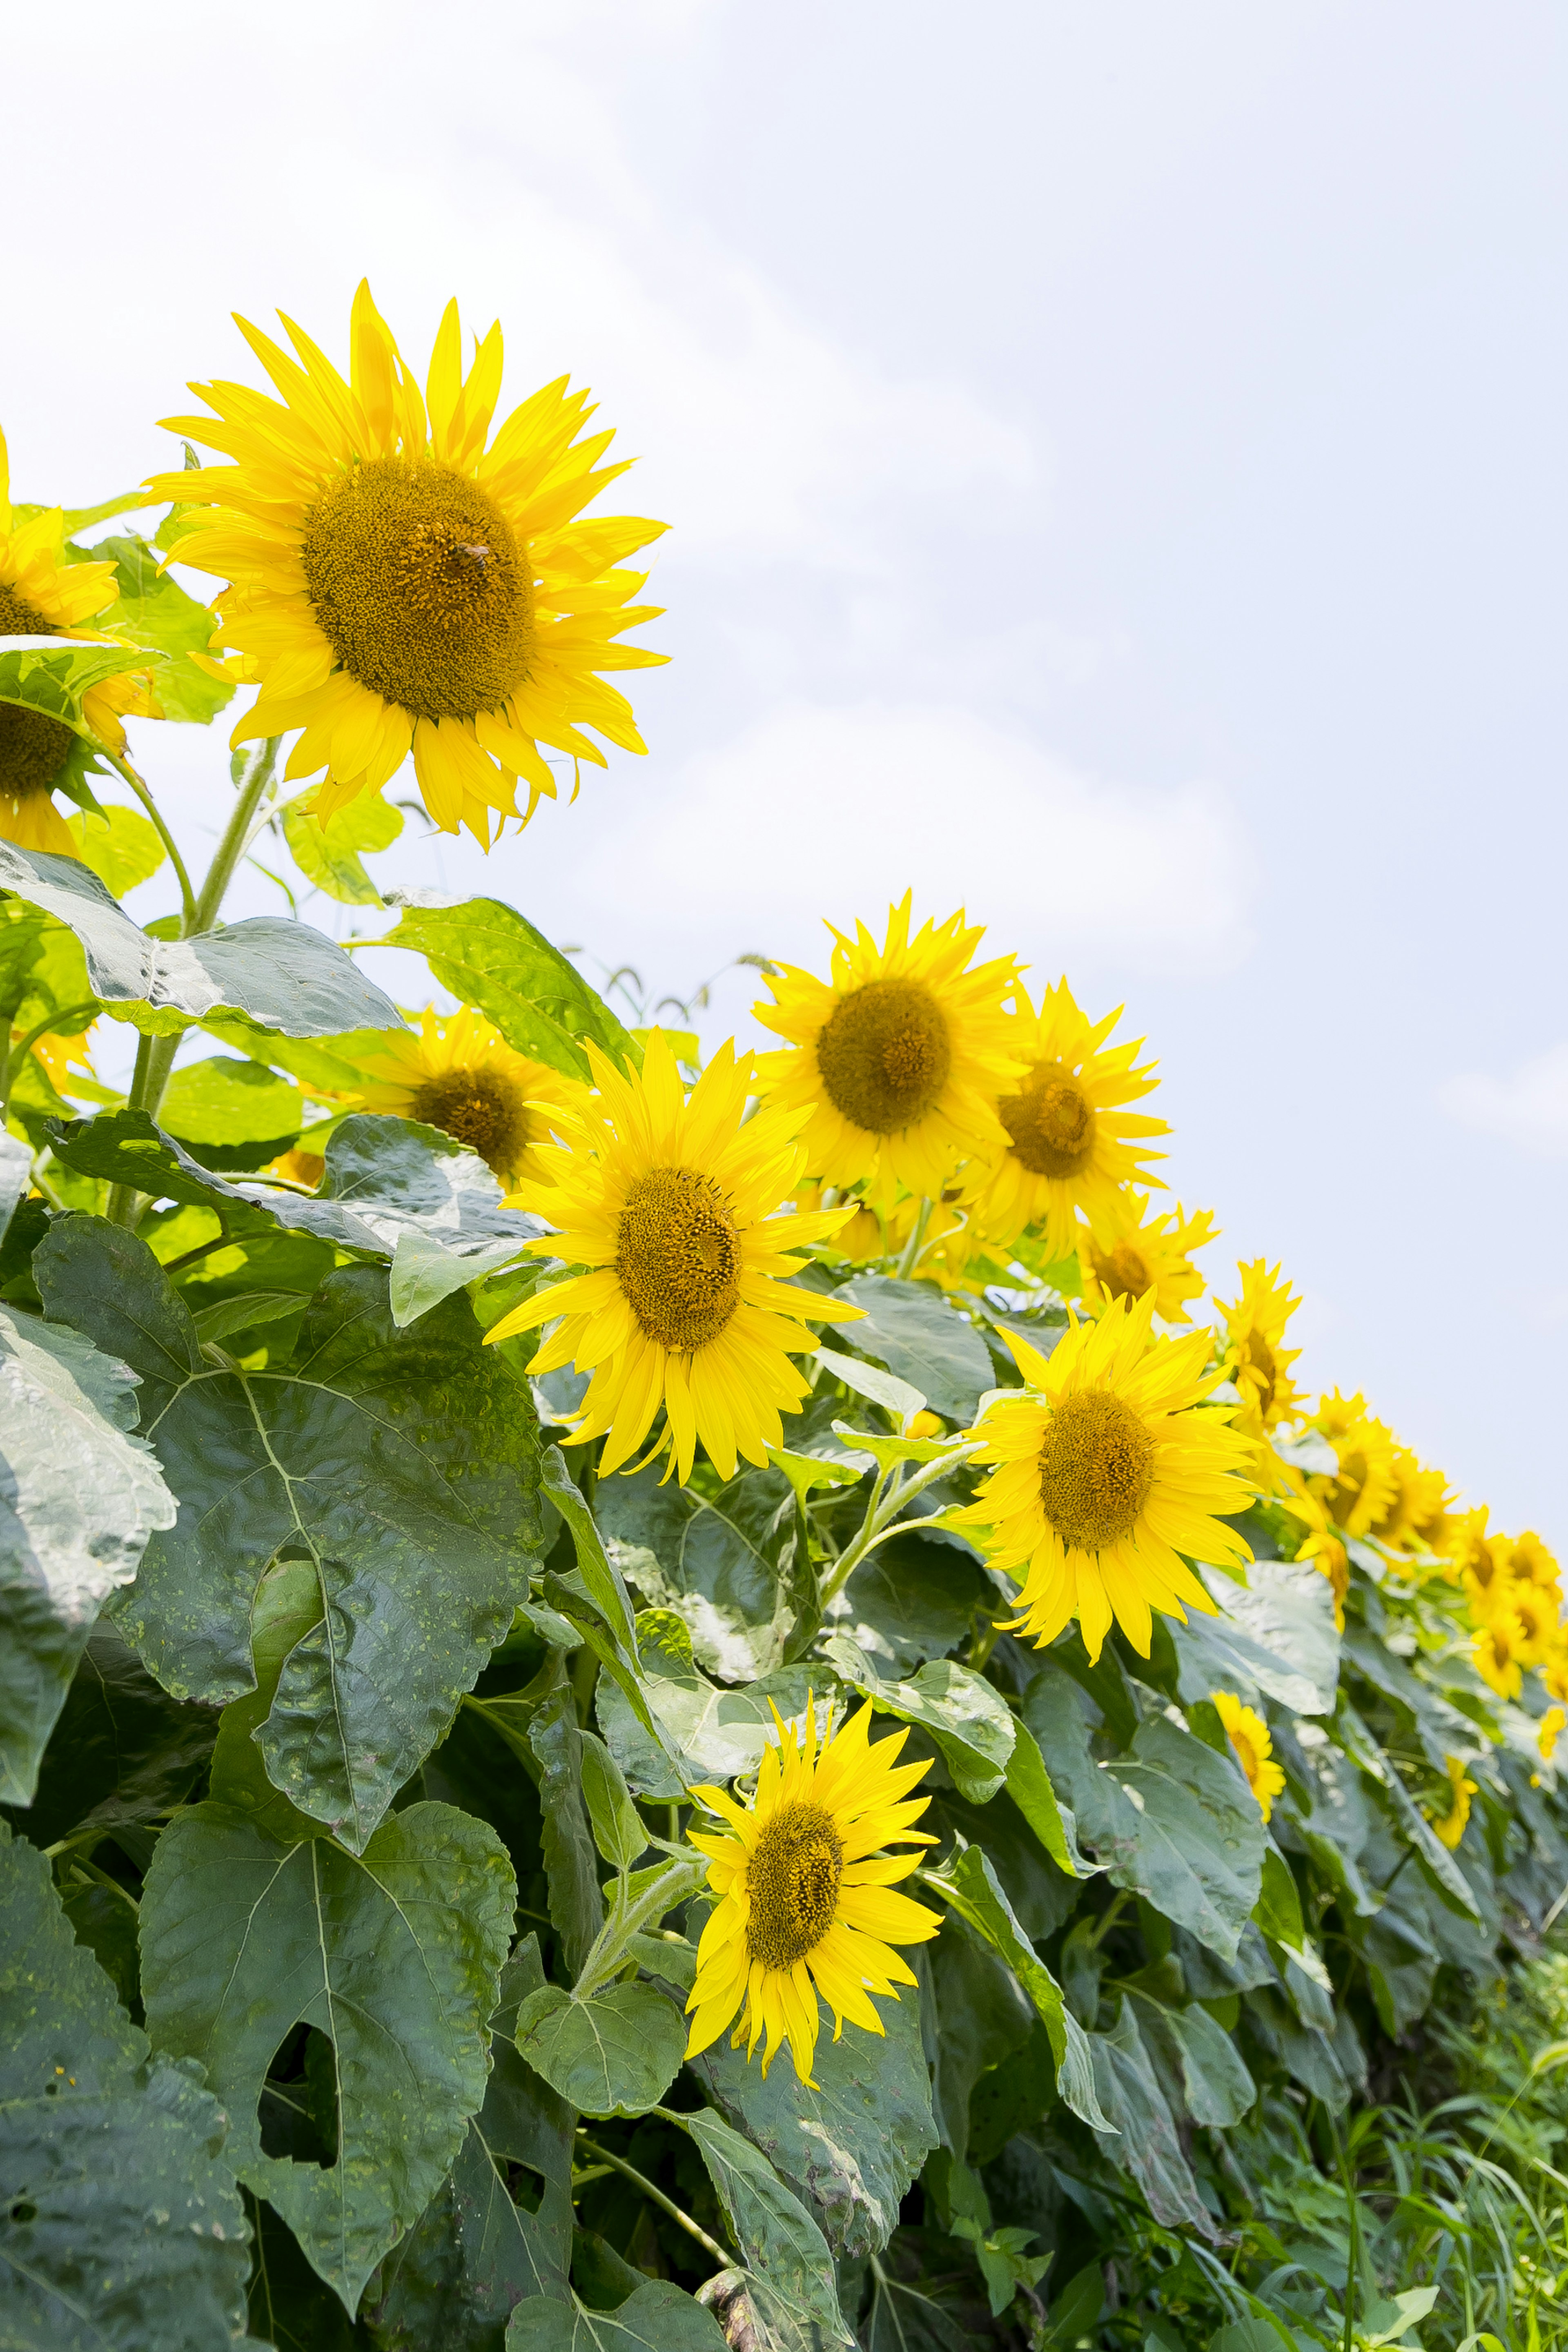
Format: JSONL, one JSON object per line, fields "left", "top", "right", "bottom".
{"left": 895, "top": 1196, "right": 932, "bottom": 1278}
{"left": 574, "top": 2132, "right": 730, "bottom": 2265}
{"left": 574, "top": 1850, "right": 708, "bottom": 2001}
{"left": 187, "top": 737, "right": 281, "bottom": 938}
{"left": 0, "top": 1000, "right": 102, "bottom": 1123}
{"left": 817, "top": 1441, "right": 978, "bottom": 1607}
{"left": 107, "top": 751, "right": 198, "bottom": 931}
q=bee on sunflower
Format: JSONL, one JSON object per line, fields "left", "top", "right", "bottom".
{"left": 148, "top": 283, "right": 667, "bottom": 847}
{"left": 684, "top": 1698, "right": 941, "bottom": 2085}
{"left": 1212, "top": 1691, "right": 1286, "bottom": 1822}
{"left": 484, "top": 1030, "right": 864, "bottom": 1482}
{"left": 752, "top": 895, "right": 1023, "bottom": 1207}
{"left": 350, "top": 1006, "right": 584, "bottom": 1189}
{"left": 1079, "top": 1192, "right": 1218, "bottom": 1327}
{"left": 956, "top": 1290, "right": 1257, "bottom": 1663}
{"left": 0, "top": 430, "right": 159, "bottom": 853}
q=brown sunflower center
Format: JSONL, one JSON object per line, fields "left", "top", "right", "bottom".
{"left": 1240, "top": 1331, "right": 1277, "bottom": 1418}
{"left": 1000, "top": 1059, "right": 1097, "bottom": 1178}
{"left": 745, "top": 1799, "right": 844, "bottom": 1971}
{"left": 0, "top": 583, "right": 74, "bottom": 808}
{"left": 300, "top": 456, "right": 535, "bottom": 722}
{"left": 1091, "top": 1241, "right": 1152, "bottom": 1301}
{"left": 410, "top": 1065, "right": 530, "bottom": 1176}
{"left": 616, "top": 1164, "right": 742, "bottom": 1353}
{"left": 815, "top": 978, "right": 952, "bottom": 1136}
{"left": 1038, "top": 1387, "right": 1157, "bottom": 1554}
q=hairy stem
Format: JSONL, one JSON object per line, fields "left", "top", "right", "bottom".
{"left": 106, "top": 750, "right": 198, "bottom": 931}
{"left": 575, "top": 2132, "right": 730, "bottom": 2265}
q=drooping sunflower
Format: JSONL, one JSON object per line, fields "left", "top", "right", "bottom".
{"left": 149, "top": 282, "right": 667, "bottom": 846}
{"left": 684, "top": 1698, "right": 941, "bottom": 2085}
{"left": 1473, "top": 1610, "right": 1526, "bottom": 1701}
{"left": 1427, "top": 1755, "right": 1478, "bottom": 1850}
{"left": 484, "top": 1030, "right": 864, "bottom": 1482}
{"left": 962, "top": 978, "right": 1168, "bottom": 1260}
{"left": 1212, "top": 1691, "right": 1286, "bottom": 1823}
{"left": 350, "top": 1006, "right": 585, "bottom": 1189}
{"left": 1282, "top": 1483, "right": 1351, "bottom": 1631}
{"left": 956, "top": 1291, "right": 1256, "bottom": 1663}
{"left": 752, "top": 895, "right": 1023, "bottom": 1205}
{"left": 1310, "top": 1391, "right": 1400, "bottom": 1541}
{"left": 0, "top": 432, "right": 158, "bottom": 853}
{"left": 1080, "top": 1192, "right": 1218, "bottom": 1327}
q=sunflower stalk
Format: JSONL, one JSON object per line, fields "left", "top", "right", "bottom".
{"left": 105, "top": 749, "right": 198, "bottom": 931}
{"left": 817, "top": 1439, "right": 978, "bottom": 1607}
{"left": 572, "top": 1847, "right": 708, "bottom": 2002}
{"left": 0, "top": 999, "right": 99, "bottom": 1120}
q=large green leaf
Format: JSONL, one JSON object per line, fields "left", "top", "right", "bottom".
{"left": 158, "top": 1056, "right": 306, "bottom": 1147}
{"left": 1084, "top": 1998, "right": 1216, "bottom": 2238}
{"left": 595, "top": 1611, "right": 822, "bottom": 1801}
{"left": 506, "top": 2283, "right": 726, "bottom": 2350}
{"left": 0, "top": 841, "right": 404, "bottom": 1038}
{"left": 0, "top": 1298, "right": 176, "bottom": 1805}
{"left": 840, "top": 1657, "right": 1016, "bottom": 1805}
{"left": 825, "top": 1528, "right": 988, "bottom": 1676}
{"left": 140, "top": 1799, "right": 515, "bottom": 2312}
{"left": 512, "top": 1980, "right": 686, "bottom": 2118}
{"left": 1127, "top": 1986, "right": 1256, "bottom": 2128}
{"left": 529, "top": 1688, "right": 605, "bottom": 1976}
{"left": 676, "top": 2106, "right": 853, "bottom": 2350}
{"left": 836, "top": 1277, "right": 993, "bottom": 1424}
{"left": 692, "top": 1958, "right": 938, "bottom": 2258}
{"left": 923, "top": 1919, "right": 1033, "bottom": 2157}
{"left": 36, "top": 1218, "right": 544, "bottom": 1851}
{"left": 282, "top": 793, "right": 403, "bottom": 906}
{"left": 595, "top": 1463, "right": 796, "bottom": 1682}
{"left": 1190, "top": 1559, "right": 1340, "bottom": 1716}
{"left": 0, "top": 634, "right": 156, "bottom": 744}
{"left": 94, "top": 533, "right": 234, "bottom": 725}
{"left": 0, "top": 1820, "right": 251, "bottom": 2350}
{"left": 65, "top": 804, "right": 168, "bottom": 897}
{"left": 8, "top": 1617, "right": 215, "bottom": 1850}
{"left": 1022, "top": 1657, "right": 1266, "bottom": 1958}
{"left": 384, "top": 899, "right": 641, "bottom": 1083}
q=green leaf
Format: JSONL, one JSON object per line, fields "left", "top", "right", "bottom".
{"left": 837, "top": 1276, "right": 993, "bottom": 1423}
{"left": 675, "top": 2106, "right": 853, "bottom": 2348}
{"left": 1003, "top": 1720, "right": 1080, "bottom": 1878}
{"left": 595, "top": 1610, "right": 825, "bottom": 1801}
{"left": 864, "top": 2274, "right": 971, "bottom": 2352}
{"left": 1126, "top": 1987, "right": 1256, "bottom": 2127}
{"left": 507, "top": 2282, "right": 726, "bottom": 2351}
{"left": 1085, "top": 1997, "right": 1216, "bottom": 2238}
{"left": 579, "top": 1731, "right": 649, "bottom": 1871}
{"left": 282, "top": 793, "right": 403, "bottom": 907}
{"left": 158, "top": 1056, "right": 305, "bottom": 1147}
{"left": 1252, "top": 1842, "right": 1305, "bottom": 1948}
{"left": 1339, "top": 1702, "right": 1484, "bottom": 1924}
{"left": 594, "top": 1461, "right": 795, "bottom": 1682}
{"left": 0, "top": 840, "right": 404, "bottom": 1037}
{"left": 65, "top": 804, "right": 167, "bottom": 897}
{"left": 0, "top": 1298, "right": 176, "bottom": 1805}
{"left": 94, "top": 533, "right": 234, "bottom": 724}
{"left": 922, "top": 1846, "right": 1109, "bottom": 2130}
{"left": 813, "top": 1345, "right": 925, "bottom": 1427}
{"left": 0, "top": 633, "right": 156, "bottom": 745}
{"left": 847, "top": 1658, "right": 1016, "bottom": 1804}
{"left": 0, "top": 1820, "right": 252, "bottom": 2350}
{"left": 384, "top": 898, "right": 641, "bottom": 1083}
{"left": 540, "top": 1448, "right": 639, "bottom": 1660}
{"left": 140, "top": 1799, "right": 515, "bottom": 2312}
{"left": 36, "top": 1218, "right": 545, "bottom": 1851}
{"left": 390, "top": 1227, "right": 529, "bottom": 1328}
{"left": 764, "top": 1446, "right": 862, "bottom": 1507}
{"left": 1187, "top": 1559, "right": 1340, "bottom": 1715}
{"left": 1022, "top": 1658, "right": 1267, "bottom": 1959}
{"left": 692, "top": 1960, "right": 938, "bottom": 2258}
{"left": 8, "top": 1617, "right": 214, "bottom": 1851}
{"left": 512, "top": 1980, "right": 686, "bottom": 2118}
{"left": 827, "top": 1529, "right": 989, "bottom": 1677}
{"left": 208, "top": 1560, "right": 331, "bottom": 1845}
{"left": 924, "top": 1920, "right": 1034, "bottom": 2155}
{"left": 530, "top": 1688, "right": 606, "bottom": 1975}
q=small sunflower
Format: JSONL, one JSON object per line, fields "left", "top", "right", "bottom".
{"left": 1473, "top": 1610, "right": 1526, "bottom": 1701}
{"left": 1367, "top": 1446, "right": 1454, "bottom": 1558}
{"left": 1509, "top": 1581, "right": 1558, "bottom": 1665}
{"left": 351, "top": 1006, "right": 584, "bottom": 1188}
{"left": 684, "top": 1698, "right": 941, "bottom": 2085}
{"left": 1310, "top": 1392, "right": 1400, "bottom": 1540}
{"left": 0, "top": 431, "right": 157, "bottom": 853}
{"left": 956, "top": 1290, "right": 1256, "bottom": 1664}
{"left": 1212, "top": 1690, "right": 1286, "bottom": 1823}
{"left": 1506, "top": 1532, "right": 1561, "bottom": 1593}
{"left": 962, "top": 978, "right": 1168, "bottom": 1258}
{"left": 149, "top": 283, "right": 667, "bottom": 847}
{"left": 1539, "top": 1707, "right": 1565, "bottom": 1764}
{"left": 1427, "top": 1755, "right": 1478, "bottom": 1851}
{"left": 752, "top": 895, "right": 1022, "bottom": 1205}
{"left": 1282, "top": 1483, "right": 1351, "bottom": 1631}
{"left": 1080, "top": 1192, "right": 1218, "bottom": 1327}
{"left": 1443, "top": 1504, "right": 1493, "bottom": 1585}
{"left": 485, "top": 1030, "right": 864, "bottom": 1482}
{"left": 1217, "top": 1260, "right": 1309, "bottom": 1440}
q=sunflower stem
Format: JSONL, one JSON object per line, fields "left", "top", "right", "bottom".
{"left": 817, "top": 1441, "right": 980, "bottom": 1607}
{"left": 574, "top": 2132, "right": 731, "bottom": 2265}
{"left": 895, "top": 1196, "right": 932, "bottom": 1279}
{"left": 0, "top": 1000, "right": 100, "bottom": 1122}
{"left": 187, "top": 737, "right": 281, "bottom": 938}
{"left": 105, "top": 749, "right": 198, "bottom": 931}
{"left": 573, "top": 1849, "right": 708, "bottom": 2002}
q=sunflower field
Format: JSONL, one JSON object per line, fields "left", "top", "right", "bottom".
{"left": 5, "top": 292, "right": 1568, "bottom": 2352}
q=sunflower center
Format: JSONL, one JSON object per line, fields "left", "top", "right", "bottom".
{"left": 410, "top": 1066, "right": 530, "bottom": 1175}
{"left": 1038, "top": 1387, "right": 1157, "bottom": 1554}
{"left": 1093, "top": 1241, "right": 1151, "bottom": 1301}
{"left": 815, "top": 978, "right": 952, "bottom": 1135}
{"left": 616, "top": 1164, "right": 742, "bottom": 1353}
{"left": 0, "top": 583, "right": 74, "bottom": 807}
{"left": 745, "top": 1800, "right": 844, "bottom": 1972}
{"left": 300, "top": 456, "right": 535, "bottom": 722}
{"left": 1000, "top": 1059, "right": 1097, "bottom": 1178}
{"left": 1241, "top": 1332, "right": 1277, "bottom": 1417}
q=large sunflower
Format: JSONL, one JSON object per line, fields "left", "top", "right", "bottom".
{"left": 485, "top": 1030, "right": 863, "bottom": 1481}
{"left": 1080, "top": 1191, "right": 1218, "bottom": 1327}
{"left": 752, "top": 895, "right": 1022, "bottom": 1205}
{"left": 350, "top": 1006, "right": 584, "bottom": 1189}
{"left": 957, "top": 1292, "right": 1256, "bottom": 1662}
{"left": 0, "top": 432, "right": 156, "bottom": 853}
{"left": 962, "top": 978, "right": 1168, "bottom": 1258}
{"left": 149, "top": 282, "right": 667, "bottom": 847}
{"left": 684, "top": 1698, "right": 940, "bottom": 2085}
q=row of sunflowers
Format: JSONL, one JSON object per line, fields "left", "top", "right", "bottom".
{"left": 2, "top": 287, "right": 1564, "bottom": 2352}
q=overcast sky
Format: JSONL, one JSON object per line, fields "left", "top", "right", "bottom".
{"left": 7, "top": 1, "right": 1565, "bottom": 1539}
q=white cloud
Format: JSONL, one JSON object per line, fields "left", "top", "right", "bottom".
{"left": 1439, "top": 1045, "right": 1568, "bottom": 1160}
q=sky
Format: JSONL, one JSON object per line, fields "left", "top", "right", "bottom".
{"left": 5, "top": 0, "right": 1566, "bottom": 1536}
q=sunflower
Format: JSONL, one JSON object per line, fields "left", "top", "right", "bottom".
{"left": 684, "top": 1698, "right": 941, "bottom": 2085}
{"left": 1546, "top": 1639, "right": 1568, "bottom": 1707}
{"left": 1443, "top": 1504, "right": 1493, "bottom": 1585}
{"left": 1427, "top": 1755, "right": 1478, "bottom": 1851}
{"left": 1539, "top": 1707, "right": 1565, "bottom": 1764}
{"left": 0, "top": 432, "right": 157, "bottom": 853}
{"left": 1310, "top": 1392, "right": 1400, "bottom": 1540}
{"left": 1367, "top": 1446, "right": 1454, "bottom": 1558}
{"left": 350, "top": 1006, "right": 585, "bottom": 1188}
{"left": 1217, "top": 1260, "right": 1309, "bottom": 1440}
{"left": 1212, "top": 1691, "right": 1286, "bottom": 1823}
{"left": 484, "top": 1030, "right": 864, "bottom": 1482}
{"left": 752, "top": 896, "right": 1022, "bottom": 1205}
{"left": 1508, "top": 1581, "right": 1558, "bottom": 1665}
{"left": 149, "top": 283, "right": 667, "bottom": 847}
{"left": 956, "top": 1291, "right": 1256, "bottom": 1663}
{"left": 1506, "top": 1532, "right": 1561, "bottom": 1593}
{"left": 1473, "top": 1611, "right": 1526, "bottom": 1701}
{"left": 961, "top": 978, "right": 1168, "bottom": 1259}
{"left": 1461, "top": 1534, "right": 1514, "bottom": 1622}
{"left": 1282, "top": 1483, "right": 1351, "bottom": 1631}
{"left": 1080, "top": 1192, "right": 1218, "bottom": 1327}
